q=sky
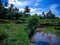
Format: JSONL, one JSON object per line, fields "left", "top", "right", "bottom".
{"left": 2, "top": 0, "right": 60, "bottom": 17}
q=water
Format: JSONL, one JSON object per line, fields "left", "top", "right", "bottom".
{"left": 31, "top": 31, "right": 60, "bottom": 45}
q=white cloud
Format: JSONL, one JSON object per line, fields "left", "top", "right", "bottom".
{"left": 8, "top": 0, "right": 44, "bottom": 15}
{"left": 8, "top": 0, "right": 30, "bottom": 8}
{"left": 18, "top": 8, "right": 44, "bottom": 15}
{"left": 49, "top": 4, "right": 59, "bottom": 17}
{"left": 34, "top": 0, "right": 42, "bottom": 6}
{"left": 50, "top": 4, "right": 58, "bottom": 10}
{"left": 30, "top": 8, "right": 45, "bottom": 15}
{"left": 8, "top": 0, "right": 15, "bottom": 4}
{"left": 34, "top": 3, "right": 39, "bottom": 6}
{"left": 19, "top": 8, "right": 24, "bottom": 12}
{"left": 8, "top": 0, "right": 42, "bottom": 7}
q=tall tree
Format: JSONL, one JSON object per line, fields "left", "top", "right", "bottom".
{"left": 9, "top": 4, "right": 14, "bottom": 12}
{"left": 24, "top": 6, "right": 30, "bottom": 17}
{"left": 46, "top": 10, "right": 55, "bottom": 19}
{"left": 42, "top": 12, "right": 46, "bottom": 19}
{"left": 42, "top": 12, "right": 45, "bottom": 16}
{"left": 24, "top": 6, "right": 30, "bottom": 13}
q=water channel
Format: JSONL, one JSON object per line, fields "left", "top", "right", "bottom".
{"left": 31, "top": 31, "right": 60, "bottom": 45}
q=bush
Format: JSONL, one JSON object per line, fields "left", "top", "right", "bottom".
{"left": 28, "top": 15, "right": 40, "bottom": 30}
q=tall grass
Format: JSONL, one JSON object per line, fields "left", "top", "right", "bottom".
{"left": 0, "top": 24, "right": 30, "bottom": 45}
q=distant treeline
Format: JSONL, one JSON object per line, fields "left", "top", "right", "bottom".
{"left": 0, "top": 0, "right": 59, "bottom": 20}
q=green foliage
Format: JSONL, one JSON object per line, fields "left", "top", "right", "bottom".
{"left": 0, "top": 24, "right": 30, "bottom": 45}
{"left": 24, "top": 6, "right": 30, "bottom": 13}
{"left": 39, "top": 15, "right": 42, "bottom": 19}
{"left": 44, "top": 26, "right": 60, "bottom": 36}
{"left": 28, "top": 14, "right": 40, "bottom": 30}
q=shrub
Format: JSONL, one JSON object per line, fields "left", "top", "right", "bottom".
{"left": 28, "top": 15, "right": 39, "bottom": 30}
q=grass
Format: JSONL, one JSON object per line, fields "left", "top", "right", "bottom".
{"left": 0, "top": 24, "right": 30, "bottom": 45}
{"left": 38, "top": 19, "right": 60, "bottom": 25}
{"left": 36, "top": 26, "right": 60, "bottom": 36}
{"left": 44, "top": 26, "right": 60, "bottom": 36}
{"left": 0, "top": 19, "right": 60, "bottom": 45}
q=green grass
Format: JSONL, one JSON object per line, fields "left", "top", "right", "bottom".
{"left": 44, "top": 26, "right": 60, "bottom": 36}
{"left": 0, "top": 24, "right": 30, "bottom": 45}
{"left": 0, "top": 19, "right": 60, "bottom": 45}
{"left": 38, "top": 19, "right": 60, "bottom": 25}
{"left": 36, "top": 26, "right": 60, "bottom": 36}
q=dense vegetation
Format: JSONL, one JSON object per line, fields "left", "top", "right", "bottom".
{"left": 0, "top": 24, "right": 30, "bottom": 45}
{"left": 0, "top": 0, "right": 60, "bottom": 45}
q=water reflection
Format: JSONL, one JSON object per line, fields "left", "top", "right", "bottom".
{"left": 35, "top": 41, "right": 50, "bottom": 45}
{"left": 31, "top": 31, "right": 60, "bottom": 45}
{"left": 47, "top": 35, "right": 52, "bottom": 41}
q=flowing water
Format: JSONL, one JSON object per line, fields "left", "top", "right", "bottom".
{"left": 31, "top": 31, "right": 60, "bottom": 45}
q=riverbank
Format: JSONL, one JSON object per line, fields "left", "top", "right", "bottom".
{"left": 36, "top": 26, "right": 60, "bottom": 36}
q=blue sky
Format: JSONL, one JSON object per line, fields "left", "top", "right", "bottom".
{"left": 2, "top": 0, "right": 60, "bottom": 17}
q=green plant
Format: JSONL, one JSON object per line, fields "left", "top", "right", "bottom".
{"left": 28, "top": 15, "right": 40, "bottom": 30}
{"left": 0, "top": 24, "right": 30, "bottom": 45}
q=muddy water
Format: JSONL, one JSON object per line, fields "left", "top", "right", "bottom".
{"left": 31, "top": 31, "right": 60, "bottom": 45}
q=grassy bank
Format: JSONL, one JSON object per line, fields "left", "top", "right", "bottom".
{"left": 44, "top": 26, "right": 60, "bottom": 36}
{"left": 38, "top": 19, "right": 60, "bottom": 25}
{"left": 36, "top": 26, "right": 60, "bottom": 36}
{"left": 0, "top": 24, "right": 30, "bottom": 45}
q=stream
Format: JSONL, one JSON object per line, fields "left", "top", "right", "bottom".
{"left": 31, "top": 31, "right": 60, "bottom": 45}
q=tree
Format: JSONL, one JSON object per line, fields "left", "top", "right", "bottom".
{"left": 9, "top": 4, "right": 14, "bottom": 12}
{"left": 24, "top": 6, "right": 30, "bottom": 17}
{"left": 46, "top": 10, "right": 56, "bottom": 19}
{"left": 42, "top": 12, "right": 46, "bottom": 19}
{"left": 39, "top": 14, "right": 42, "bottom": 19}
{"left": 19, "top": 11, "right": 23, "bottom": 17}
{"left": 42, "top": 12, "right": 45, "bottom": 16}
{"left": 4, "top": 2, "right": 8, "bottom": 7}
{"left": 46, "top": 10, "right": 52, "bottom": 18}
{"left": 0, "top": 0, "right": 7, "bottom": 19}
{"left": 15, "top": 13, "right": 19, "bottom": 20}
{"left": 0, "top": 0, "right": 3, "bottom": 11}
{"left": 0, "top": 0, "right": 2, "bottom": 6}
{"left": 24, "top": 6, "right": 30, "bottom": 13}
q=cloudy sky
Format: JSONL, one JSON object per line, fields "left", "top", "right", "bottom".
{"left": 2, "top": 0, "right": 60, "bottom": 17}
